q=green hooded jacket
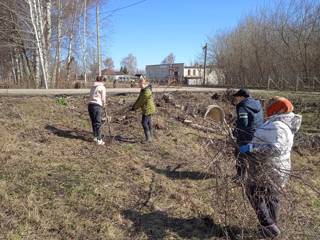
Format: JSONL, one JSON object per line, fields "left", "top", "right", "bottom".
{"left": 132, "top": 85, "right": 156, "bottom": 115}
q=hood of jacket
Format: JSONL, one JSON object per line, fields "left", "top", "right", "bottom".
{"left": 267, "top": 112, "right": 302, "bottom": 134}
{"left": 142, "top": 84, "right": 152, "bottom": 92}
{"left": 238, "top": 97, "right": 262, "bottom": 113}
{"left": 93, "top": 81, "right": 105, "bottom": 87}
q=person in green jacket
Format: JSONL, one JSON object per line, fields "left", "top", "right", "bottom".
{"left": 131, "top": 77, "right": 156, "bottom": 142}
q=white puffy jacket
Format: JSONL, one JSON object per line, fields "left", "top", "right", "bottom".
{"left": 248, "top": 112, "right": 302, "bottom": 189}
{"left": 89, "top": 82, "right": 106, "bottom": 107}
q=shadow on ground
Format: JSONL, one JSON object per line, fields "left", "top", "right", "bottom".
{"left": 45, "top": 125, "right": 91, "bottom": 142}
{"left": 146, "top": 164, "right": 216, "bottom": 180}
{"left": 123, "top": 209, "right": 255, "bottom": 240}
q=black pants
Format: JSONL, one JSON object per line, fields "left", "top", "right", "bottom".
{"left": 88, "top": 103, "right": 102, "bottom": 140}
{"left": 235, "top": 149, "right": 247, "bottom": 178}
{"left": 142, "top": 114, "right": 152, "bottom": 137}
{"left": 246, "top": 185, "right": 280, "bottom": 226}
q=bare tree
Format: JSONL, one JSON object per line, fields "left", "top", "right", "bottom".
{"left": 65, "top": 0, "right": 82, "bottom": 83}
{"left": 121, "top": 54, "right": 137, "bottom": 75}
{"left": 82, "top": 0, "right": 87, "bottom": 83}
{"left": 208, "top": 0, "right": 320, "bottom": 91}
{"left": 31, "top": 0, "right": 50, "bottom": 88}
{"left": 0, "top": 0, "right": 109, "bottom": 88}
{"left": 96, "top": 0, "right": 101, "bottom": 76}
{"left": 51, "top": 0, "right": 62, "bottom": 87}
{"left": 87, "top": 46, "right": 98, "bottom": 77}
{"left": 104, "top": 57, "right": 114, "bottom": 71}
{"left": 161, "top": 53, "right": 175, "bottom": 64}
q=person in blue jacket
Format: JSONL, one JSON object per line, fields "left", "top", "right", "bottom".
{"left": 232, "top": 89, "right": 264, "bottom": 181}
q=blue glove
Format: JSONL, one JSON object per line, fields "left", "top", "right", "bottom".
{"left": 239, "top": 144, "right": 253, "bottom": 154}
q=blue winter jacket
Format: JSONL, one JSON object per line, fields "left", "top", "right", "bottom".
{"left": 234, "top": 97, "right": 263, "bottom": 145}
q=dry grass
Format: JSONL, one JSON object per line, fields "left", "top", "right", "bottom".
{"left": 0, "top": 91, "right": 319, "bottom": 239}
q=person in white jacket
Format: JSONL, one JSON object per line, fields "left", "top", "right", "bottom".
{"left": 239, "top": 96, "right": 302, "bottom": 238}
{"left": 88, "top": 76, "right": 107, "bottom": 145}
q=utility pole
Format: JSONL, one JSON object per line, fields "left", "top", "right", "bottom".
{"left": 203, "top": 43, "right": 207, "bottom": 85}
{"left": 83, "top": 0, "right": 87, "bottom": 82}
{"left": 96, "top": 1, "right": 101, "bottom": 76}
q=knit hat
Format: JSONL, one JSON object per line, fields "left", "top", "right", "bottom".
{"left": 233, "top": 88, "right": 250, "bottom": 98}
{"left": 266, "top": 96, "right": 294, "bottom": 117}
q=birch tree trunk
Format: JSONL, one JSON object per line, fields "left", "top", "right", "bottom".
{"left": 52, "top": 0, "right": 62, "bottom": 88}
{"left": 36, "top": 0, "right": 49, "bottom": 88}
{"left": 44, "top": 0, "right": 52, "bottom": 87}
{"left": 83, "top": 0, "right": 87, "bottom": 83}
{"left": 66, "top": 37, "right": 74, "bottom": 83}
{"left": 28, "top": 0, "right": 48, "bottom": 88}
{"left": 33, "top": 50, "right": 40, "bottom": 87}
{"left": 10, "top": 52, "right": 17, "bottom": 84}
{"left": 96, "top": 2, "right": 101, "bottom": 76}
{"left": 66, "top": 0, "right": 77, "bottom": 83}
{"left": 17, "top": 54, "right": 23, "bottom": 85}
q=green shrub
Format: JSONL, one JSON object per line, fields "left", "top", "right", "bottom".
{"left": 56, "top": 96, "right": 68, "bottom": 106}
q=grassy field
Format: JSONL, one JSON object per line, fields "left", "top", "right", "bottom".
{"left": 0, "top": 91, "right": 319, "bottom": 239}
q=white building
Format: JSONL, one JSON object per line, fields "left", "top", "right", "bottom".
{"left": 184, "top": 66, "right": 220, "bottom": 85}
{"left": 146, "top": 63, "right": 222, "bottom": 85}
{"left": 101, "top": 69, "right": 138, "bottom": 82}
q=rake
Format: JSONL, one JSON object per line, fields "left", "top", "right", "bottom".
{"left": 102, "top": 109, "right": 113, "bottom": 142}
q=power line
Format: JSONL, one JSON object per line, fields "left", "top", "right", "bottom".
{"left": 104, "top": 0, "right": 147, "bottom": 14}
{"left": 101, "top": 0, "right": 148, "bottom": 20}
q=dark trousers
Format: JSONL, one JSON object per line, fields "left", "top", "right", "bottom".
{"left": 88, "top": 103, "right": 102, "bottom": 140}
{"left": 246, "top": 185, "right": 280, "bottom": 226}
{"left": 235, "top": 149, "right": 247, "bottom": 178}
{"left": 141, "top": 114, "right": 152, "bottom": 138}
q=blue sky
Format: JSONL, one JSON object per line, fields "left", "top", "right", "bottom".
{"left": 99, "top": 0, "right": 263, "bottom": 70}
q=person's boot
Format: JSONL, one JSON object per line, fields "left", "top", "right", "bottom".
{"left": 145, "top": 130, "right": 152, "bottom": 142}
{"left": 258, "top": 224, "right": 281, "bottom": 238}
{"left": 96, "top": 139, "right": 105, "bottom": 145}
{"left": 142, "top": 130, "right": 152, "bottom": 143}
{"left": 150, "top": 128, "right": 156, "bottom": 139}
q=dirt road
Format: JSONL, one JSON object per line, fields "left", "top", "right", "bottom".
{"left": 1, "top": 87, "right": 319, "bottom": 97}
{"left": 0, "top": 87, "right": 229, "bottom": 96}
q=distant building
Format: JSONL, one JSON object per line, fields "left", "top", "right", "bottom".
{"left": 101, "top": 69, "right": 138, "bottom": 82}
{"left": 184, "top": 66, "right": 202, "bottom": 85}
{"left": 146, "top": 63, "right": 221, "bottom": 85}
{"left": 146, "top": 63, "right": 184, "bottom": 84}
{"left": 184, "top": 65, "right": 220, "bottom": 85}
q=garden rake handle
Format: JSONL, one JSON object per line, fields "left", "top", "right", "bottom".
{"left": 103, "top": 109, "right": 112, "bottom": 138}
